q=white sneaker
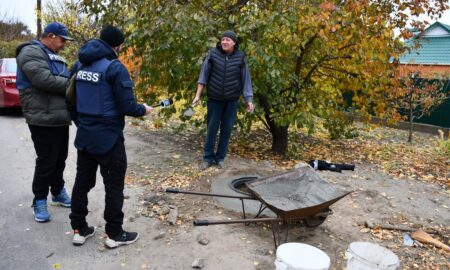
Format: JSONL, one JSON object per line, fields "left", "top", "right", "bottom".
{"left": 73, "top": 226, "right": 95, "bottom": 246}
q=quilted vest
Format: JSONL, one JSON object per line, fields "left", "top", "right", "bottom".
{"left": 207, "top": 48, "right": 245, "bottom": 101}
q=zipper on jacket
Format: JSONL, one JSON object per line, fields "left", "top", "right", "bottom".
{"left": 222, "top": 55, "right": 228, "bottom": 97}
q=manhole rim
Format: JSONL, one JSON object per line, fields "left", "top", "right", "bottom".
{"left": 228, "top": 176, "right": 259, "bottom": 195}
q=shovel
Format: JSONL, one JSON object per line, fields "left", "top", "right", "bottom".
{"left": 411, "top": 229, "right": 450, "bottom": 252}
{"left": 183, "top": 106, "right": 195, "bottom": 118}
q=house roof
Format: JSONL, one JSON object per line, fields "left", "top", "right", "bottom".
{"left": 398, "top": 22, "right": 450, "bottom": 66}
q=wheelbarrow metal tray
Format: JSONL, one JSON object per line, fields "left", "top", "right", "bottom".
{"left": 246, "top": 166, "right": 351, "bottom": 220}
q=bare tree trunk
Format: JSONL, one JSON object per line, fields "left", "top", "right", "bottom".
{"left": 257, "top": 93, "right": 289, "bottom": 155}
{"left": 408, "top": 96, "right": 413, "bottom": 143}
{"left": 36, "top": 0, "right": 42, "bottom": 39}
{"left": 271, "top": 125, "right": 288, "bottom": 154}
{"left": 408, "top": 107, "right": 413, "bottom": 143}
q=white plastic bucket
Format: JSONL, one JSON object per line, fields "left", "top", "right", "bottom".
{"left": 346, "top": 242, "right": 399, "bottom": 270}
{"left": 274, "top": 243, "right": 330, "bottom": 270}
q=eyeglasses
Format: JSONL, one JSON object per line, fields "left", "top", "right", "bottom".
{"left": 57, "top": 36, "right": 67, "bottom": 43}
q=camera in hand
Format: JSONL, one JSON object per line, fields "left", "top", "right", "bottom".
{"left": 154, "top": 98, "right": 173, "bottom": 108}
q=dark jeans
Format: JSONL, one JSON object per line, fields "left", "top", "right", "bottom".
{"left": 70, "top": 139, "right": 127, "bottom": 237}
{"left": 204, "top": 99, "right": 238, "bottom": 163}
{"left": 28, "top": 125, "right": 69, "bottom": 203}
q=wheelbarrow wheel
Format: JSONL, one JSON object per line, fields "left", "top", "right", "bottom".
{"left": 303, "top": 207, "right": 332, "bottom": 227}
{"left": 303, "top": 215, "right": 327, "bottom": 227}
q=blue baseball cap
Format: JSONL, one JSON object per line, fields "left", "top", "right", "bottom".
{"left": 44, "top": 22, "right": 74, "bottom": 41}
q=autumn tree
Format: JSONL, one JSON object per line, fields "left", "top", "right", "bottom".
{"left": 0, "top": 16, "right": 33, "bottom": 58}
{"left": 42, "top": 0, "right": 100, "bottom": 63}
{"left": 394, "top": 74, "right": 448, "bottom": 143}
{"left": 80, "top": 0, "right": 448, "bottom": 155}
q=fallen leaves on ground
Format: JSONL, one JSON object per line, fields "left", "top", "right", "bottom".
{"left": 228, "top": 124, "right": 449, "bottom": 188}
{"left": 124, "top": 119, "right": 449, "bottom": 269}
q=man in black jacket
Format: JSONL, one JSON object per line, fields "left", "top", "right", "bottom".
{"left": 69, "top": 25, "right": 152, "bottom": 248}
{"left": 16, "top": 22, "right": 74, "bottom": 223}
{"left": 193, "top": 30, "right": 254, "bottom": 170}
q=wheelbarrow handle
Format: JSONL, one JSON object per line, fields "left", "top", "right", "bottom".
{"left": 193, "top": 220, "right": 209, "bottom": 226}
{"left": 165, "top": 188, "right": 180, "bottom": 193}
{"left": 193, "top": 217, "right": 283, "bottom": 226}
{"left": 164, "top": 187, "right": 256, "bottom": 200}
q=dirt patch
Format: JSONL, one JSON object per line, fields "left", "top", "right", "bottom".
{"left": 123, "top": 122, "right": 449, "bottom": 269}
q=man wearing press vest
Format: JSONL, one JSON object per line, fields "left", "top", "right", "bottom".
{"left": 16, "top": 22, "right": 74, "bottom": 223}
{"left": 69, "top": 25, "right": 152, "bottom": 248}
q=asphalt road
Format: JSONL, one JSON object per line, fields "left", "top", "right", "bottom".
{"left": 0, "top": 114, "right": 145, "bottom": 270}
{"left": 0, "top": 113, "right": 283, "bottom": 270}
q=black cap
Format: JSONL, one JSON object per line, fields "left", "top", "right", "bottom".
{"left": 221, "top": 30, "right": 238, "bottom": 43}
{"left": 100, "top": 25, "right": 125, "bottom": 47}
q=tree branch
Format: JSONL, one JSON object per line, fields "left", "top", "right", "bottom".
{"left": 257, "top": 114, "right": 271, "bottom": 131}
{"left": 316, "top": 69, "right": 341, "bottom": 80}
{"left": 321, "top": 64, "right": 359, "bottom": 77}
{"left": 295, "top": 33, "right": 318, "bottom": 76}
{"left": 201, "top": 1, "right": 249, "bottom": 16}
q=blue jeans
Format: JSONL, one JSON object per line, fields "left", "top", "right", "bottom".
{"left": 204, "top": 99, "right": 238, "bottom": 163}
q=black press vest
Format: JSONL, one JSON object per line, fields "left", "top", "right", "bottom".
{"left": 207, "top": 48, "right": 245, "bottom": 101}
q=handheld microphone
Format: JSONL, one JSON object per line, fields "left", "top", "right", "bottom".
{"left": 153, "top": 98, "right": 173, "bottom": 108}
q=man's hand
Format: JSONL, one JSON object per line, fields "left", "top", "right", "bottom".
{"left": 246, "top": 102, "right": 254, "bottom": 113}
{"left": 193, "top": 84, "right": 204, "bottom": 107}
{"left": 192, "top": 96, "right": 201, "bottom": 107}
{"left": 143, "top": 103, "right": 153, "bottom": 115}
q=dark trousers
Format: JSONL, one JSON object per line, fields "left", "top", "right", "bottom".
{"left": 204, "top": 99, "right": 238, "bottom": 163}
{"left": 28, "top": 125, "right": 69, "bottom": 203}
{"left": 69, "top": 139, "right": 126, "bottom": 237}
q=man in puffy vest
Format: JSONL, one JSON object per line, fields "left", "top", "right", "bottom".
{"left": 16, "top": 22, "right": 74, "bottom": 223}
{"left": 193, "top": 30, "right": 254, "bottom": 170}
{"left": 69, "top": 25, "right": 152, "bottom": 248}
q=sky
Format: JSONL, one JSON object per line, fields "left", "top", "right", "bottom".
{"left": 1, "top": 0, "right": 450, "bottom": 35}
{"left": 1, "top": 0, "right": 38, "bottom": 33}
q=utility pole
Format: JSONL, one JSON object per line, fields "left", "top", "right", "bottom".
{"left": 36, "top": 0, "right": 42, "bottom": 38}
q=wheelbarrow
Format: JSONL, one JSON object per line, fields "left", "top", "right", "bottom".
{"left": 166, "top": 166, "right": 352, "bottom": 248}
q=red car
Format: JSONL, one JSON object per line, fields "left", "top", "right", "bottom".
{"left": 0, "top": 58, "right": 21, "bottom": 114}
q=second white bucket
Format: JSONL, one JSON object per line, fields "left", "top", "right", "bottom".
{"left": 274, "top": 243, "right": 330, "bottom": 270}
{"left": 346, "top": 242, "right": 399, "bottom": 270}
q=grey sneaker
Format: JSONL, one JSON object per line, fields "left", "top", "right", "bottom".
{"left": 200, "top": 161, "right": 213, "bottom": 170}
{"left": 217, "top": 161, "right": 225, "bottom": 169}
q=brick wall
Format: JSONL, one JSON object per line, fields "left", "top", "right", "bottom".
{"left": 398, "top": 64, "right": 450, "bottom": 78}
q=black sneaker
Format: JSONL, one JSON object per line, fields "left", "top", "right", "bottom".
{"left": 73, "top": 226, "right": 95, "bottom": 246}
{"left": 105, "top": 231, "right": 139, "bottom": 248}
